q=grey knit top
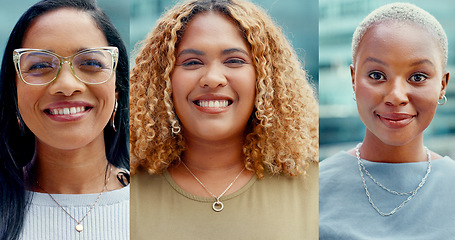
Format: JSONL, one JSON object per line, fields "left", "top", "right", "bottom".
{"left": 20, "top": 185, "right": 129, "bottom": 240}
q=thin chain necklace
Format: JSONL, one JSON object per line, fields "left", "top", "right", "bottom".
{"left": 355, "top": 143, "right": 431, "bottom": 216}
{"left": 37, "top": 163, "right": 112, "bottom": 232}
{"left": 181, "top": 161, "right": 246, "bottom": 212}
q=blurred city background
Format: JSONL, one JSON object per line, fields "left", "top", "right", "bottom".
{"left": 320, "top": 0, "right": 455, "bottom": 160}
{"left": 130, "top": 0, "right": 319, "bottom": 86}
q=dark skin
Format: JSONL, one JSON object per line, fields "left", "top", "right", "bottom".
{"left": 349, "top": 21, "right": 449, "bottom": 163}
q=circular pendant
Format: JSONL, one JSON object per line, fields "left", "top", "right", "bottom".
{"left": 76, "top": 224, "right": 83, "bottom": 232}
{"left": 212, "top": 201, "right": 224, "bottom": 212}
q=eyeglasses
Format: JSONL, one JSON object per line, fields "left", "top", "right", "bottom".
{"left": 13, "top": 47, "right": 118, "bottom": 86}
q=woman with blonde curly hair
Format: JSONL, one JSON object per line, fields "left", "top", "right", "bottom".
{"left": 130, "top": 0, "right": 318, "bottom": 238}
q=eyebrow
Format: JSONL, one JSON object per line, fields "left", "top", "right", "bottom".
{"left": 177, "top": 49, "right": 204, "bottom": 57}
{"left": 363, "top": 57, "right": 435, "bottom": 68}
{"left": 177, "top": 48, "right": 249, "bottom": 58}
{"left": 222, "top": 48, "right": 249, "bottom": 56}
{"left": 43, "top": 47, "right": 90, "bottom": 54}
{"left": 363, "top": 57, "right": 388, "bottom": 66}
{"left": 410, "top": 59, "right": 434, "bottom": 67}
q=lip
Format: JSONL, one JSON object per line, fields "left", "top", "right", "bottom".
{"left": 43, "top": 101, "right": 93, "bottom": 122}
{"left": 192, "top": 94, "right": 234, "bottom": 114}
{"left": 376, "top": 112, "right": 416, "bottom": 129}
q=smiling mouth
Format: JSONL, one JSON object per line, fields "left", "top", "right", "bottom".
{"left": 376, "top": 113, "right": 415, "bottom": 121}
{"left": 376, "top": 113, "right": 416, "bottom": 128}
{"left": 45, "top": 106, "right": 91, "bottom": 115}
{"left": 193, "top": 100, "right": 232, "bottom": 108}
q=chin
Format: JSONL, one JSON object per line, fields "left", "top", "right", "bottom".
{"left": 376, "top": 134, "right": 417, "bottom": 147}
{"left": 42, "top": 139, "right": 91, "bottom": 150}
{"left": 198, "top": 131, "right": 232, "bottom": 141}
{"left": 37, "top": 132, "right": 104, "bottom": 151}
{"left": 188, "top": 127, "right": 242, "bottom": 142}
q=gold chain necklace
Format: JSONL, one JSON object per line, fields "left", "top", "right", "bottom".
{"left": 37, "top": 163, "right": 112, "bottom": 232}
{"left": 181, "top": 161, "right": 246, "bottom": 212}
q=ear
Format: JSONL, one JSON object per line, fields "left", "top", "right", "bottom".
{"left": 350, "top": 64, "right": 356, "bottom": 92}
{"left": 440, "top": 71, "right": 449, "bottom": 97}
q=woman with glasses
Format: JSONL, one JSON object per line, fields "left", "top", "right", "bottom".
{"left": 129, "top": 0, "right": 318, "bottom": 238}
{"left": 0, "top": 0, "right": 129, "bottom": 239}
{"left": 319, "top": 3, "right": 455, "bottom": 239}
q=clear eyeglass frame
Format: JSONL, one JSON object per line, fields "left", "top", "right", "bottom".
{"left": 13, "top": 47, "right": 119, "bottom": 86}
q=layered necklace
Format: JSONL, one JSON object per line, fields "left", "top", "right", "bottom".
{"left": 37, "top": 163, "right": 112, "bottom": 232}
{"left": 355, "top": 143, "right": 431, "bottom": 216}
{"left": 181, "top": 161, "right": 246, "bottom": 212}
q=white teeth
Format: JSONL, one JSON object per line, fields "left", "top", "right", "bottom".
{"left": 197, "top": 100, "right": 229, "bottom": 108}
{"left": 49, "top": 106, "right": 86, "bottom": 115}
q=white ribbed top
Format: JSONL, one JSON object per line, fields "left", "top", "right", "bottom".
{"left": 20, "top": 185, "right": 129, "bottom": 240}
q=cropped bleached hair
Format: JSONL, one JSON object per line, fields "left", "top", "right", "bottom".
{"left": 130, "top": 0, "right": 318, "bottom": 178}
{"left": 352, "top": 2, "right": 448, "bottom": 67}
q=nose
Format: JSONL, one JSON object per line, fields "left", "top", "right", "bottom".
{"left": 48, "top": 62, "right": 86, "bottom": 96}
{"left": 384, "top": 77, "right": 409, "bottom": 106}
{"left": 199, "top": 63, "right": 227, "bottom": 88}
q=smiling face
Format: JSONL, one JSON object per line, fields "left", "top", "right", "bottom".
{"left": 171, "top": 12, "right": 256, "bottom": 142}
{"left": 17, "top": 8, "right": 116, "bottom": 150}
{"left": 352, "top": 21, "right": 448, "bottom": 147}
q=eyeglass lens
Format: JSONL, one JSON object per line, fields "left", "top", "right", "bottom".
{"left": 18, "top": 50, "right": 114, "bottom": 85}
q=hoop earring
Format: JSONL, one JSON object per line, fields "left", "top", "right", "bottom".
{"left": 352, "top": 92, "right": 356, "bottom": 102}
{"left": 110, "top": 101, "right": 118, "bottom": 132}
{"left": 16, "top": 112, "right": 25, "bottom": 134}
{"left": 17, "top": 113, "right": 22, "bottom": 129}
{"left": 171, "top": 122, "right": 181, "bottom": 135}
{"left": 438, "top": 95, "right": 447, "bottom": 105}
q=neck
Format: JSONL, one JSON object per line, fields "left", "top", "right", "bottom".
{"left": 356, "top": 131, "right": 427, "bottom": 163}
{"left": 169, "top": 132, "right": 254, "bottom": 198}
{"left": 31, "top": 135, "right": 109, "bottom": 194}
{"left": 182, "top": 133, "right": 247, "bottom": 171}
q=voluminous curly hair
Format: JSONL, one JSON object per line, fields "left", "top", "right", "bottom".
{"left": 130, "top": 0, "right": 318, "bottom": 178}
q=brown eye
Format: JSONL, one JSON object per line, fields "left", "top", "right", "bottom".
{"left": 409, "top": 74, "right": 427, "bottom": 83}
{"left": 178, "top": 59, "right": 204, "bottom": 70}
{"left": 182, "top": 60, "right": 202, "bottom": 67}
{"left": 368, "top": 72, "right": 385, "bottom": 81}
{"left": 224, "top": 58, "right": 246, "bottom": 68}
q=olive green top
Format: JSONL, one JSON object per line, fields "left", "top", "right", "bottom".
{"left": 131, "top": 162, "right": 318, "bottom": 240}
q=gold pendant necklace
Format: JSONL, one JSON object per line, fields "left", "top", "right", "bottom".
{"left": 37, "top": 163, "right": 112, "bottom": 232}
{"left": 181, "top": 161, "right": 245, "bottom": 212}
